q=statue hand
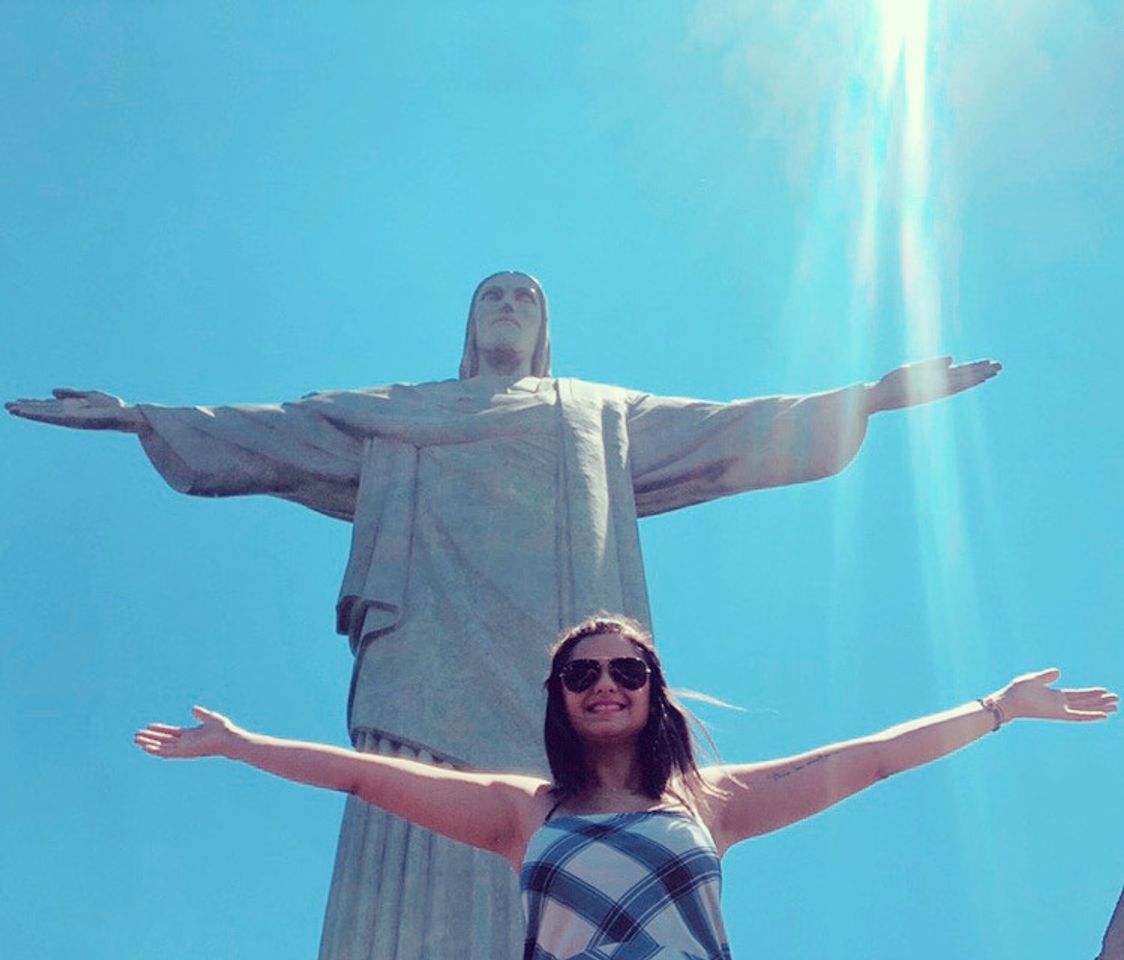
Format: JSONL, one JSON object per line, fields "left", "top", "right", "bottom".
{"left": 134, "top": 706, "right": 243, "bottom": 760}
{"left": 5, "top": 388, "right": 146, "bottom": 432}
{"left": 993, "top": 669, "right": 1118, "bottom": 724}
{"left": 866, "top": 357, "right": 1001, "bottom": 413}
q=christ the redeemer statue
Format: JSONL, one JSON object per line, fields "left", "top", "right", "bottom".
{"left": 7, "top": 271, "right": 1000, "bottom": 959}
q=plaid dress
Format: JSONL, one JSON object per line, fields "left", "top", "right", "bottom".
{"left": 520, "top": 810, "right": 733, "bottom": 960}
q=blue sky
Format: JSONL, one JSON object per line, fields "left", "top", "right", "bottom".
{"left": 2, "top": 2, "right": 1120, "bottom": 957}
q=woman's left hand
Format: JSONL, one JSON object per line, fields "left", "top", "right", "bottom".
{"left": 994, "top": 669, "right": 1118, "bottom": 723}
{"left": 134, "top": 705, "right": 244, "bottom": 759}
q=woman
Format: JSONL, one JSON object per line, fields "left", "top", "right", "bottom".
{"left": 136, "top": 614, "right": 1117, "bottom": 958}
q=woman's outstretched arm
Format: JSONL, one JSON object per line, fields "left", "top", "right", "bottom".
{"left": 135, "top": 706, "right": 549, "bottom": 870}
{"left": 703, "top": 669, "right": 1116, "bottom": 854}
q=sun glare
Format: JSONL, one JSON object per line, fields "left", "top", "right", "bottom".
{"left": 827, "top": 0, "right": 1003, "bottom": 932}
{"left": 816, "top": 0, "right": 991, "bottom": 691}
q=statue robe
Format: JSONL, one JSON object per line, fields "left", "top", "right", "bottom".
{"left": 136, "top": 373, "right": 869, "bottom": 958}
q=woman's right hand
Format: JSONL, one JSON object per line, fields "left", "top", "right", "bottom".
{"left": 134, "top": 706, "right": 243, "bottom": 760}
{"left": 992, "top": 669, "right": 1118, "bottom": 723}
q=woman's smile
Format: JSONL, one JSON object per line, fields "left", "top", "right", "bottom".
{"left": 586, "top": 699, "right": 626, "bottom": 713}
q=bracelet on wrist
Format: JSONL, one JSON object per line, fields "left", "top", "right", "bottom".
{"left": 977, "top": 696, "right": 1006, "bottom": 732}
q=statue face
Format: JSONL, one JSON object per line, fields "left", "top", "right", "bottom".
{"left": 470, "top": 272, "right": 544, "bottom": 363}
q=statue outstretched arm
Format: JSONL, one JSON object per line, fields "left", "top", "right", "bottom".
{"left": 864, "top": 356, "right": 1001, "bottom": 414}
{"left": 627, "top": 383, "right": 871, "bottom": 515}
{"left": 9, "top": 387, "right": 365, "bottom": 520}
{"left": 627, "top": 356, "right": 1001, "bottom": 516}
{"left": 703, "top": 669, "right": 1116, "bottom": 854}
{"left": 6, "top": 388, "right": 149, "bottom": 434}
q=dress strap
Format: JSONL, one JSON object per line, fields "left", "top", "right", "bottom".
{"left": 543, "top": 794, "right": 567, "bottom": 822}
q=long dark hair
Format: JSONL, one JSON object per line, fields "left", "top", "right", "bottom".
{"left": 543, "top": 613, "right": 711, "bottom": 802}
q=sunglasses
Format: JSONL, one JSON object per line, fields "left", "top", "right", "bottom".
{"left": 557, "top": 656, "right": 651, "bottom": 693}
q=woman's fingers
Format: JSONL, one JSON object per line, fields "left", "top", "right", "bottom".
{"left": 134, "top": 731, "right": 169, "bottom": 745}
{"left": 134, "top": 720, "right": 195, "bottom": 756}
{"left": 134, "top": 733, "right": 175, "bottom": 754}
{"left": 1003, "top": 671, "right": 1117, "bottom": 722}
{"left": 1063, "top": 691, "right": 1118, "bottom": 707}
{"left": 138, "top": 729, "right": 179, "bottom": 743}
{"left": 134, "top": 708, "right": 234, "bottom": 760}
{"left": 1058, "top": 687, "right": 1117, "bottom": 720}
{"left": 1063, "top": 708, "right": 1116, "bottom": 721}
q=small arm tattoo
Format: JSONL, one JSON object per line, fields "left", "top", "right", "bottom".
{"left": 767, "top": 752, "right": 835, "bottom": 781}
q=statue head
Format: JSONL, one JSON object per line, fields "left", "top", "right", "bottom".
{"left": 459, "top": 271, "right": 552, "bottom": 379}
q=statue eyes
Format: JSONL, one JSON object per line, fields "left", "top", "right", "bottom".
{"left": 481, "top": 287, "right": 536, "bottom": 303}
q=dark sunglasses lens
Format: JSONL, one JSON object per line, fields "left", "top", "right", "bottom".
{"left": 560, "top": 660, "right": 599, "bottom": 693}
{"left": 559, "top": 657, "right": 649, "bottom": 693}
{"left": 609, "top": 658, "right": 649, "bottom": 690}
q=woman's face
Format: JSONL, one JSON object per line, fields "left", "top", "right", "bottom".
{"left": 561, "top": 631, "right": 652, "bottom": 745}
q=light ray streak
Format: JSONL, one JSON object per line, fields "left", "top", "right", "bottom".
{"left": 707, "top": 0, "right": 1026, "bottom": 945}
{"left": 867, "top": 1, "right": 1010, "bottom": 947}
{"left": 763, "top": 3, "right": 1007, "bottom": 937}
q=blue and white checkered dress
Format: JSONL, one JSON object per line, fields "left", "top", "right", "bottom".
{"left": 520, "top": 810, "right": 733, "bottom": 960}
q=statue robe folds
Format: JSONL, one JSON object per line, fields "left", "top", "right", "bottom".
{"left": 136, "top": 374, "right": 868, "bottom": 958}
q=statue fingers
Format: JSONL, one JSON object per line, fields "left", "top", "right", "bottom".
{"left": 945, "top": 367, "right": 994, "bottom": 395}
{"left": 953, "top": 359, "right": 1002, "bottom": 387}
{"left": 912, "top": 355, "right": 953, "bottom": 372}
{"left": 887, "top": 356, "right": 950, "bottom": 380}
{"left": 52, "top": 387, "right": 122, "bottom": 406}
{"left": 5, "top": 398, "right": 69, "bottom": 422}
{"left": 961, "top": 359, "right": 1002, "bottom": 378}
